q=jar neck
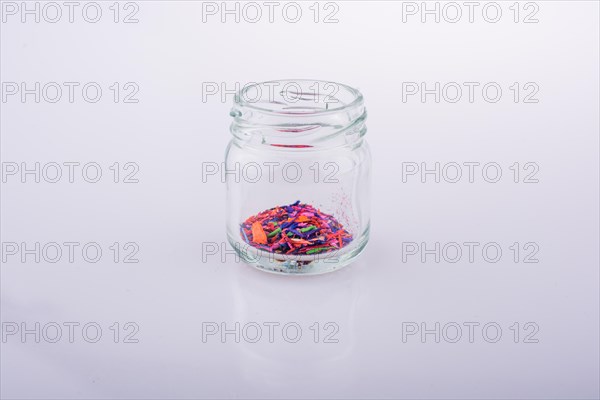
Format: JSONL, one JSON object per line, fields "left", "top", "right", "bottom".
{"left": 229, "top": 80, "right": 367, "bottom": 150}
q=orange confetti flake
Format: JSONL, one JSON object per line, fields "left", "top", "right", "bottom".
{"left": 251, "top": 221, "right": 267, "bottom": 244}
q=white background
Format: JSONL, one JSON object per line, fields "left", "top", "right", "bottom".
{"left": 1, "top": 1, "right": 599, "bottom": 399}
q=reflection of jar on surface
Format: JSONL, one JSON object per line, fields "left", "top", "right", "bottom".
{"left": 226, "top": 80, "right": 371, "bottom": 275}
{"left": 229, "top": 267, "right": 362, "bottom": 390}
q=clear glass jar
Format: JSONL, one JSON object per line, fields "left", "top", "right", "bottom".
{"left": 226, "top": 79, "right": 371, "bottom": 275}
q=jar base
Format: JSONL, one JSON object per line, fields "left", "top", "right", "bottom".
{"left": 227, "top": 228, "right": 369, "bottom": 276}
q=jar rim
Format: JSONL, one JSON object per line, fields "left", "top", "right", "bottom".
{"left": 233, "top": 79, "right": 364, "bottom": 116}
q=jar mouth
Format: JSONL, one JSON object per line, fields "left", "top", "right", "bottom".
{"left": 234, "top": 79, "right": 364, "bottom": 116}
{"left": 230, "top": 79, "right": 367, "bottom": 150}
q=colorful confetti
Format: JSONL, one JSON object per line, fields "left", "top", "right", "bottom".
{"left": 240, "top": 201, "right": 353, "bottom": 255}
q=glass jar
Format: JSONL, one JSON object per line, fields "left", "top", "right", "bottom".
{"left": 226, "top": 79, "right": 371, "bottom": 275}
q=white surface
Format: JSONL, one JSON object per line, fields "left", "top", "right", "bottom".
{"left": 1, "top": 1, "right": 599, "bottom": 399}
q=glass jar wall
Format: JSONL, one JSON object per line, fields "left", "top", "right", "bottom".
{"left": 225, "top": 80, "right": 371, "bottom": 275}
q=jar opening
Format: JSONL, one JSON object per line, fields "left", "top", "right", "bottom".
{"left": 234, "top": 79, "right": 363, "bottom": 115}
{"left": 230, "top": 79, "right": 367, "bottom": 149}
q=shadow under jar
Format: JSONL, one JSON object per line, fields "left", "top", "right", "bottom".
{"left": 226, "top": 79, "right": 371, "bottom": 275}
